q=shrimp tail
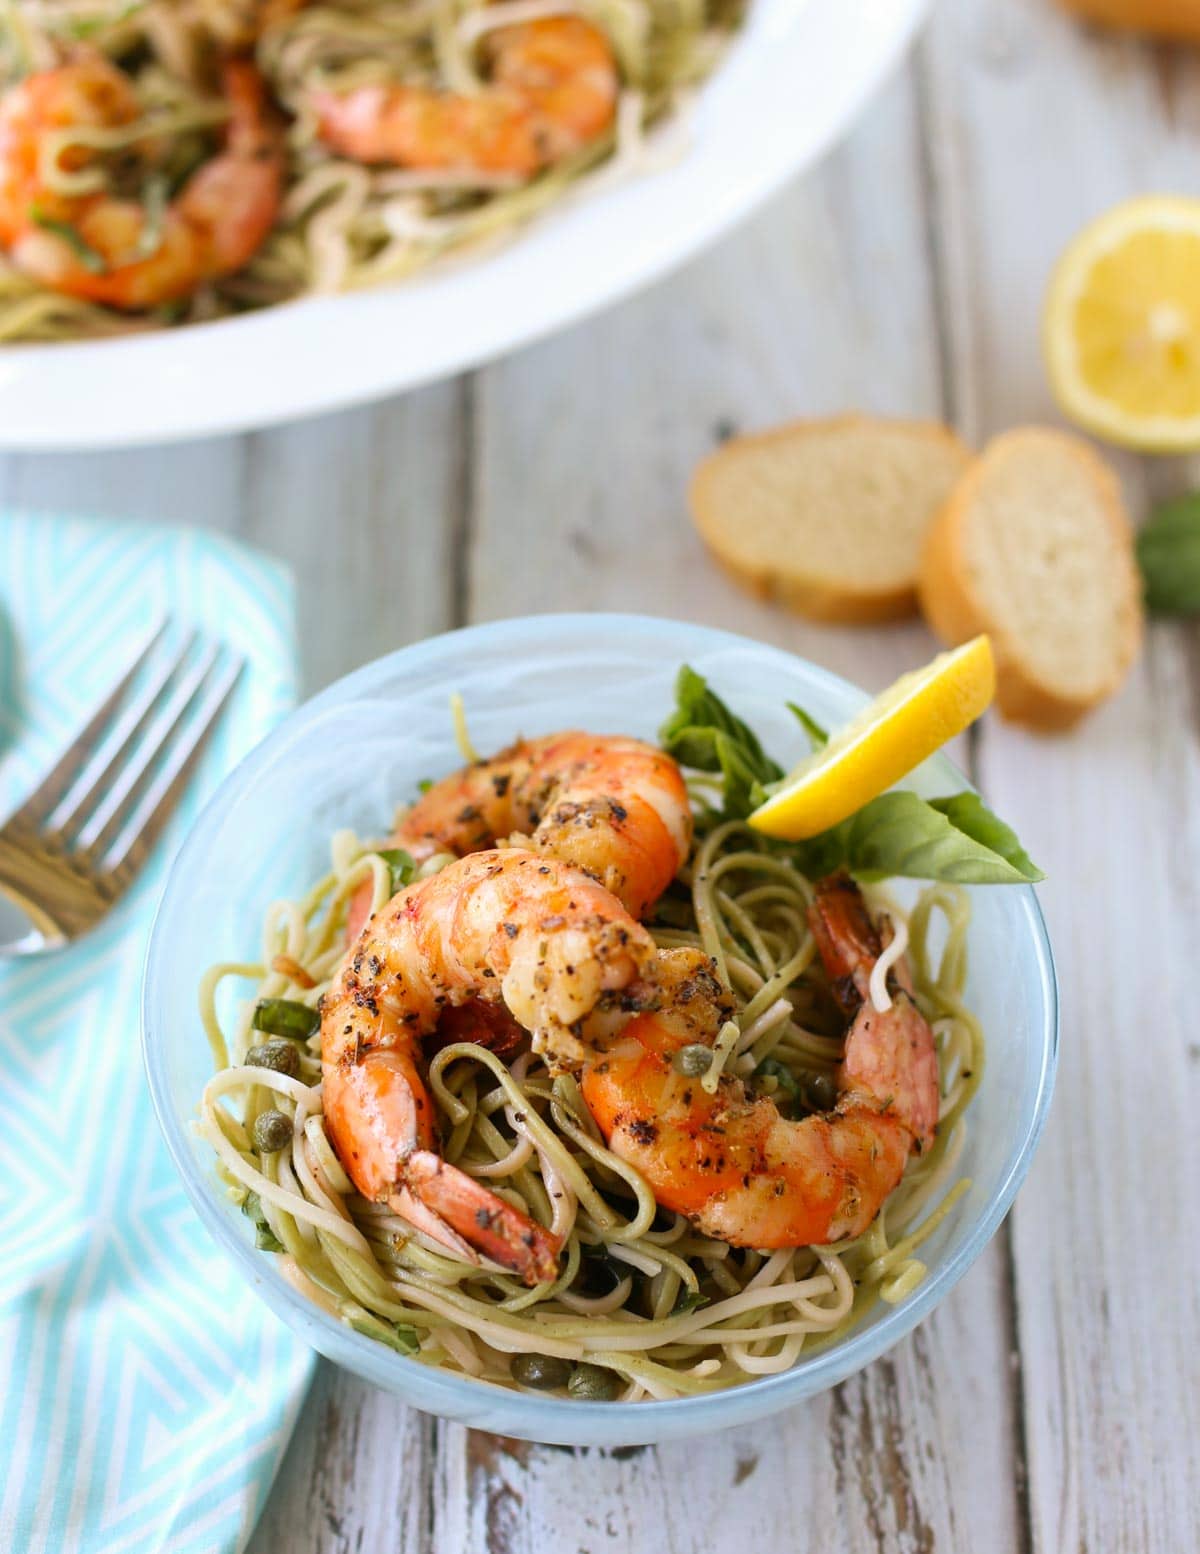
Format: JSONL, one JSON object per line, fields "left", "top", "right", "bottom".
{"left": 322, "top": 1045, "right": 561, "bottom": 1286}
{"left": 401, "top": 1151, "right": 561, "bottom": 1285}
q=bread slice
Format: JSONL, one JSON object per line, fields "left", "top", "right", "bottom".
{"left": 1057, "top": 0, "right": 1200, "bottom": 41}
{"left": 689, "top": 416, "right": 974, "bottom": 624}
{"left": 918, "top": 428, "right": 1143, "bottom": 730}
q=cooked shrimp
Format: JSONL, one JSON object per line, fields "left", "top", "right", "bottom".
{"left": 0, "top": 56, "right": 282, "bottom": 309}
{"left": 311, "top": 16, "right": 618, "bottom": 177}
{"left": 345, "top": 730, "right": 692, "bottom": 943}
{"left": 581, "top": 875, "right": 940, "bottom": 1248}
{"left": 321, "top": 846, "right": 660, "bottom": 1285}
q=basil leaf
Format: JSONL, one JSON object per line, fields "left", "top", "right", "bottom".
{"left": 793, "top": 790, "right": 1044, "bottom": 885}
{"left": 29, "top": 206, "right": 106, "bottom": 273}
{"left": 659, "top": 666, "right": 783, "bottom": 818}
{"left": 1137, "top": 493, "right": 1200, "bottom": 615}
{"left": 377, "top": 847, "right": 416, "bottom": 895}
{"left": 926, "top": 794, "right": 1043, "bottom": 881}
{"left": 788, "top": 702, "right": 828, "bottom": 750}
{"left": 252, "top": 998, "right": 320, "bottom": 1042}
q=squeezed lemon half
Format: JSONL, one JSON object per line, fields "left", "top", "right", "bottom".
{"left": 1044, "top": 195, "right": 1200, "bottom": 452}
{"left": 748, "top": 636, "right": 996, "bottom": 841}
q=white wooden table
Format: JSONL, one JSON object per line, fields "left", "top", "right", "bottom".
{"left": 6, "top": 1, "right": 1199, "bottom": 1548}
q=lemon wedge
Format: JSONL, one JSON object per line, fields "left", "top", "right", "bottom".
{"left": 1044, "top": 195, "right": 1200, "bottom": 452}
{"left": 748, "top": 636, "right": 995, "bottom": 840}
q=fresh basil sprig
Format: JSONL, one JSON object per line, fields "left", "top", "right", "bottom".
{"left": 661, "top": 667, "right": 1043, "bottom": 885}
{"left": 1136, "top": 493, "right": 1200, "bottom": 615}
{"left": 659, "top": 666, "right": 784, "bottom": 818}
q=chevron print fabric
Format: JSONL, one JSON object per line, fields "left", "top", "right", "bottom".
{"left": 0, "top": 513, "right": 314, "bottom": 1554}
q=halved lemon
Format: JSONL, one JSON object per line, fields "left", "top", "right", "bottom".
{"left": 748, "top": 636, "right": 995, "bottom": 840}
{"left": 1045, "top": 195, "right": 1200, "bottom": 452}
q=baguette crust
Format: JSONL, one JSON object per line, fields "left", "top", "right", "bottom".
{"left": 1057, "top": 0, "right": 1200, "bottom": 40}
{"left": 690, "top": 415, "right": 972, "bottom": 625}
{"left": 918, "top": 428, "right": 1144, "bottom": 731}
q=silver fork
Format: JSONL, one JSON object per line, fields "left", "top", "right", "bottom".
{"left": 0, "top": 621, "right": 243, "bottom": 956}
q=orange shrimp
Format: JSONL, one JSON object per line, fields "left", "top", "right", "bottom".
{"left": 581, "top": 875, "right": 940, "bottom": 1247}
{"left": 321, "top": 846, "right": 660, "bottom": 1286}
{"left": 0, "top": 56, "right": 282, "bottom": 309}
{"left": 311, "top": 15, "right": 618, "bottom": 177}
{"left": 345, "top": 731, "right": 692, "bottom": 943}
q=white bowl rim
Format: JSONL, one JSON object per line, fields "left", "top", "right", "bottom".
{"left": 142, "top": 612, "right": 1058, "bottom": 1444}
{"left": 0, "top": 0, "right": 930, "bottom": 450}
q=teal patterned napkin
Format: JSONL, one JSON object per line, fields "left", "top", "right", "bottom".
{"left": 0, "top": 513, "right": 314, "bottom": 1554}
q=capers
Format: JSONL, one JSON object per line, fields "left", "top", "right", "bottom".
{"left": 567, "top": 1363, "right": 620, "bottom": 1402}
{"left": 803, "top": 1071, "right": 838, "bottom": 1112}
{"left": 253, "top": 1109, "right": 293, "bottom": 1154}
{"left": 509, "top": 1353, "right": 572, "bottom": 1390}
{"left": 672, "top": 1044, "right": 713, "bottom": 1078}
{"left": 246, "top": 1038, "right": 300, "bottom": 1077}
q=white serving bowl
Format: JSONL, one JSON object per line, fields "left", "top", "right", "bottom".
{"left": 1, "top": 0, "right": 928, "bottom": 448}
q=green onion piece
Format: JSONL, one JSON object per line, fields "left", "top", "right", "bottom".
{"left": 255, "top": 1225, "right": 285, "bottom": 1253}
{"left": 29, "top": 206, "right": 106, "bottom": 273}
{"left": 671, "top": 1291, "right": 710, "bottom": 1316}
{"left": 252, "top": 998, "right": 320, "bottom": 1042}
{"left": 377, "top": 847, "right": 416, "bottom": 895}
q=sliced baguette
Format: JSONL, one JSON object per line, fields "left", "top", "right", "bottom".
{"left": 1057, "top": 0, "right": 1200, "bottom": 41}
{"left": 689, "top": 416, "right": 973, "bottom": 624}
{"left": 918, "top": 428, "right": 1143, "bottom": 730}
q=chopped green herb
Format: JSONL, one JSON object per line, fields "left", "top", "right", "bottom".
{"left": 377, "top": 847, "right": 416, "bottom": 895}
{"left": 255, "top": 1225, "right": 285, "bottom": 1253}
{"left": 29, "top": 207, "right": 106, "bottom": 273}
{"left": 342, "top": 1304, "right": 421, "bottom": 1354}
{"left": 671, "top": 1290, "right": 711, "bottom": 1317}
{"left": 417, "top": 778, "right": 435, "bottom": 794}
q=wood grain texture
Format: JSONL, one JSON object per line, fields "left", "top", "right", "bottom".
{"left": 923, "top": 3, "right": 1200, "bottom": 1552}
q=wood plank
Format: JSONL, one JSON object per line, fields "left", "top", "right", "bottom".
{"left": 921, "top": 5, "right": 1200, "bottom": 1552}
{"left": 457, "top": 60, "right": 1024, "bottom": 1554}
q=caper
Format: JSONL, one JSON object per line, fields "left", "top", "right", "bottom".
{"left": 567, "top": 1363, "right": 620, "bottom": 1402}
{"left": 253, "top": 1109, "right": 293, "bottom": 1153}
{"left": 672, "top": 1044, "right": 713, "bottom": 1078}
{"left": 803, "top": 1071, "right": 838, "bottom": 1112}
{"left": 510, "top": 1353, "right": 572, "bottom": 1390}
{"left": 246, "top": 1039, "right": 300, "bottom": 1077}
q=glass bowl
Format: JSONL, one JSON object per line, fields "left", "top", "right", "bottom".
{"left": 143, "top": 614, "right": 1057, "bottom": 1447}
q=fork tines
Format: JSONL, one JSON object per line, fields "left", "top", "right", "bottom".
{"left": 8, "top": 621, "right": 244, "bottom": 882}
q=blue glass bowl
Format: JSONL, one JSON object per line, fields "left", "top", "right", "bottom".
{"left": 143, "top": 614, "right": 1057, "bottom": 1447}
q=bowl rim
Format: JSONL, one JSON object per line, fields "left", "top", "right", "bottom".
{"left": 142, "top": 612, "right": 1058, "bottom": 1443}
